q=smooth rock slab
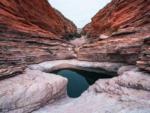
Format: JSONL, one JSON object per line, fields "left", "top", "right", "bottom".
{"left": 33, "top": 68, "right": 150, "bottom": 113}
{"left": 29, "top": 59, "right": 125, "bottom": 73}
{"left": 0, "top": 69, "right": 67, "bottom": 113}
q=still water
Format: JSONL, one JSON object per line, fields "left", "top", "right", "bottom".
{"left": 54, "top": 69, "right": 113, "bottom": 98}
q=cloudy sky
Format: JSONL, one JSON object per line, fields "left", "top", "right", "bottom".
{"left": 48, "top": 0, "right": 111, "bottom": 28}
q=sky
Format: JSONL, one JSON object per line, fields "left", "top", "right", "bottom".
{"left": 48, "top": 0, "right": 111, "bottom": 28}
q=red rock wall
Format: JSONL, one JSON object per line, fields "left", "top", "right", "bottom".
{"left": 0, "top": 0, "right": 77, "bottom": 77}
{"left": 79, "top": 0, "right": 150, "bottom": 72}
{"left": 0, "top": 0, "right": 77, "bottom": 38}
{"left": 137, "top": 37, "right": 150, "bottom": 72}
{"left": 83, "top": 0, "right": 150, "bottom": 37}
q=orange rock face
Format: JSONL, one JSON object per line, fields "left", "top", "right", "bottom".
{"left": 0, "top": 0, "right": 77, "bottom": 77}
{"left": 79, "top": 0, "right": 150, "bottom": 72}
{"left": 83, "top": 0, "right": 150, "bottom": 37}
{"left": 0, "top": 0, "right": 76, "bottom": 38}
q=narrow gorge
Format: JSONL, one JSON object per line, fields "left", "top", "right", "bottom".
{"left": 0, "top": 0, "right": 150, "bottom": 113}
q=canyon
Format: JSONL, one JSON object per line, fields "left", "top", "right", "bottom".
{"left": 0, "top": 0, "right": 77, "bottom": 77}
{"left": 0, "top": 0, "right": 150, "bottom": 113}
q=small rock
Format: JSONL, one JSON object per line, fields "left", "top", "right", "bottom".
{"left": 99, "top": 34, "right": 109, "bottom": 40}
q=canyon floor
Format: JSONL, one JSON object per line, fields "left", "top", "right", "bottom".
{"left": 32, "top": 60, "right": 150, "bottom": 113}
{"left": 0, "top": 60, "right": 150, "bottom": 113}
{"left": 0, "top": 0, "right": 150, "bottom": 113}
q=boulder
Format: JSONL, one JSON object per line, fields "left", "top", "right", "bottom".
{"left": 0, "top": 69, "right": 67, "bottom": 113}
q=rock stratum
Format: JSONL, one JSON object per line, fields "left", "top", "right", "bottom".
{"left": 0, "top": 0, "right": 76, "bottom": 37}
{"left": 79, "top": 0, "right": 150, "bottom": 72}
{"left": 82, "top": 0, "right": 150, "bottom": 37}
{"left": 0, "top": 0, "right": 77, "bottom": 77}
{"left": 77, "top": 30, "right": 150, "bottom": 72}
{"left": 0, "top": 0, "right": 150, "bottom": 113}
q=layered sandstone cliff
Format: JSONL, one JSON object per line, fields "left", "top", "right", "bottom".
{"left": 0, "top": 0, "right": 77, "bottom": 77}
{"left": 137, "top": 37, "right": 150, "bottom": 71}
{"left": 82, "top": 0, "right": 149, "bottom": 37}
{"left": 79, "top": 0, "right": 150, "bottom": 72}
{"left": 0, "top": 0, "right": 150, "bottom": 113}
{"left": 0, "top": 0, "right": 76, "bottom": 37}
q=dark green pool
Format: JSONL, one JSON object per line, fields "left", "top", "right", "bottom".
{"left": 54, "top": 69, "right": 114, "bottom": 98}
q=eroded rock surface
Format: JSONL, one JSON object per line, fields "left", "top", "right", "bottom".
{"left": 78, "top": 27, "right": 150, "bottom": 65}
{"left": 29, "top": 59, "right": 125, "bottom": 74}
{"left": 0, "top": 0, "right": 149, "bottom": 113}
{"left": 0, "top": 69, "right": 67, "bottom": 113}
{"left": 137, "top": 37, "right": 150, "bottom": 72}
{"left": 0, "top": 0, "right": 77, "bottom": 77}
{"left": 0, "top": 0, "right": 76, "bottom": 37}
{"left": 33, "top": 67, "right": 150, "bottom": 113}
{"left": 79, "top": 0, "right": 150, "bottom": 72}
{"left": 82, "top": 0, "right": 150, "bottom": 37}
